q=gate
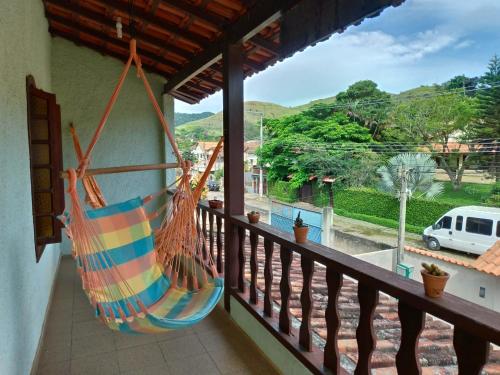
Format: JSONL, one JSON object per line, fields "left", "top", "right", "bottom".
{"left": 270, "top": 201, "right": 322, "bottom": 244}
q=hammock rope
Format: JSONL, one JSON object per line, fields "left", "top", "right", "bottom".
{"left": 62, "top": 38, "right": 224, "bottom": 333}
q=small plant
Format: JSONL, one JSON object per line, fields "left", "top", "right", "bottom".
{"left": 294, "top": 212, "right": 307, "bottom": 227}
{"left": 247, "top": 210, "right": 260, "bottom": 223}
{"left": 421, "top": 262, "right": 447, "bottom": 276}
{"left": 249, "top": 210, "right": 259, "bottom": 215}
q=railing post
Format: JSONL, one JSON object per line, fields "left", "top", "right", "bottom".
{"left": 299, "top": 254, "right": 314, "bottom": 351}
{"left": 279, "top": 246, "right": 292, "bottom": 334}
{"left": 324, "top": 266, "right": 342, "bottom": 372}
{"left": 355, "top": 282, "right": 379, "bottom": 375}
{"left": 454, "top": 327, "right": 490, "bottom": 374}
{"left": 249, "top": 232, "right": 259, "bottom": 304}
{"left": 263, "top": 238, "right": 274, "bottom": 317}
{"left": 395, "top": 300, "right": 425, "bottom": 375}
{"left": 208, "top": 213, "right": 214, "bottom": 260}
{"left": 223, "top": 40, "right": 244, "bottom": 312}
{"left": 238, "top": 226, "right": 246, "bottom": 292}
{"left": 216, "top": 216, "right": 223, "bottom": 273}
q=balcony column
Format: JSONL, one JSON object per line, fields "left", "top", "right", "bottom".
{"left": 223, "top": 41, "right": 245, "bottom": 312}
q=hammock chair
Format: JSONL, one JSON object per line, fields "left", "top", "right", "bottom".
{"left": 61, "top": 39, "right": 224, "bottom": 334}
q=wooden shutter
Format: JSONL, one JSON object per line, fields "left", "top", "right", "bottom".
{"left": 26, "top": 76, "right": 64, "bottom": 262}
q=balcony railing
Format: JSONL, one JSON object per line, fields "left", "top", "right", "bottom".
{"left": 198, "top": 201, "right": 500, "bottom": 374}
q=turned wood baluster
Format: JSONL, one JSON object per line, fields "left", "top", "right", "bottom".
{"left": 299, "top": 255, "right": 314, "bottom": 351}
{"left": 201, "top": 209, "right": 208, "bottom": 259}
{"left": 453, "top": 327, "right": 490, "bottom": 374}
{"left": 249, "top": 232, "right": 259, "bottom": 304}
{"left": 208, "top": 213, "right": 214, "bottom": 260}
{"left": 263, "top": 238, "right": 274, "bottom": 317}
{"left": 216, "top": 216, "right": 223, "bottom": 273}
{"left": 354, "top": 282, "right": 379, "bottom": 375}
{"left": 237, "top": 227, "right": 246, "bottom": 292}
{"left": 279, "top": 246, "right": 292, "bottom": 334}
{"left": 395, "top": 301, "right": 425, "bottom": 375}
{"left": 324, "top": 266, "right": 343, "bottom": 372}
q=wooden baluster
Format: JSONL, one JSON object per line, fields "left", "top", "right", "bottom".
{"left": 249, "top": 232, "right": 259, "bottom": 304}
{"left": 453, "top": 327, "right": 490, "bottom": 374}
{"left": 324, "top": 266, "right": 343, "bottom": 372}
{"left": 216, "top": 216, "right": 223, "bottom": 273}
{"left": 263, "top": 238, "right": 274, "bottom": 317}
{"left": 208, "top": 213, "right": 214, "bottom": 260}
{"left": 299, "top": 255, "right": 314, "bottom": 351}
{"left": 395, "top": 301, "right": 425, "bottom": 375}
{"left": 354, "top": 282, "right": 379, "bottom": 375}
{"left": 279, "top": 246, "right": 292, "bottom": 334}
{"left": 238, "top": 227, "right": 246, "bottom": 292}
{"left": 201, "top": 209, "right": 207, "bottom": 259}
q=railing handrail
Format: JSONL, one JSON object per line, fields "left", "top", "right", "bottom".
{"left": 229, "top": 214, "right": 500, "bottom": 345}
{"left": 198, "top": 200, "right": 225, "bottom": 218}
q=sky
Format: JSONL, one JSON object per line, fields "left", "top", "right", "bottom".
{"left": 175, "top": 0, "right": 500, "bottom": 114}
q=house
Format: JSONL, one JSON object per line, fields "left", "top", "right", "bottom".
{"left": 245, "top": 140, "right": 260, "bottom": 167}
{"left": 193, "top": 141, "right": 224, "bottom": 173}
{"left": 1, "top": 1, "right": 499, "bottom": 375}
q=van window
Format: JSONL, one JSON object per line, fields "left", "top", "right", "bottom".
{"left": 497, "top": 222, "right": 500, "bottom": 237}
{"left": 437, "top": 216, "right": 452, "bottom": 230}
{"left": 466, "top": 217, "right": 493, "bottom": 236}
{"left": 456, "top": 216, "right": 463, "bottom": 231}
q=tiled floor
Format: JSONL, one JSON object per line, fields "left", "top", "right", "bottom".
{"left": 37, "top": 257, "right": 280, "bottom": 375}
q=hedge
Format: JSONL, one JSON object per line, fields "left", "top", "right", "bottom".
{"left": 334, "top": 188, "right": 458, "bottom": 228}
{"left": 268, "top": 181, "right": 298, "bottom": 203}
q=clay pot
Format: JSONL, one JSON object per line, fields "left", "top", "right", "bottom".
{"left": 421, "top": 270, "right": 449, "bottom": 298}
{"left": 247, "top": 212, "right": 260, "bottom": 224}
{"left": 293, "top": 226, "right": 309, "bottom": 244}
{"left": 208, "top": 199, "right": 223, "bottom": 209}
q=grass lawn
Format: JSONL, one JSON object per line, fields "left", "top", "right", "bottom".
{"left": 437, "top": 181, "right": 494, "bottom": 206}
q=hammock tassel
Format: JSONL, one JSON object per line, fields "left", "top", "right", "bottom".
{"left": 108, "top": 307, "right": 116, "bottom": 321}
{"left": 126, "top": 301, "right": 138, "bottom": 317}
{"left": 192, "top": 276, "right": 199, "bottom": 291}
{"left": 182, "top": 275, "right": 188, "bottom": 289}
{"left": 137, "top": 299, "right": 149, "bottom": 316}
{"left": 117, "top": 306, "right": 128, "bottom": 322}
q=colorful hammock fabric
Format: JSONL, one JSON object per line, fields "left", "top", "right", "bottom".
{"left": 62, "top": 39, "right": 223, "bottom": 333}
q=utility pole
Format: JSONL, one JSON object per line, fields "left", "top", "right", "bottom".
{"left": 259, "top": 113, "right": 264, "bottom": 198}
{"left": 394, "top": 166, "right": 408, "bottom": 272}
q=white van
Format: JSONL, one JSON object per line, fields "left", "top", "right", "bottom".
{"left": 422, "top": 206, "right": 500, "bottom": 255}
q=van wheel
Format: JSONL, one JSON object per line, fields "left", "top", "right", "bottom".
{"left": 426, "top": 237, "right": 440, "bottom": 251}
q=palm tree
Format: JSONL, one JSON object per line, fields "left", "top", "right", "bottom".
{"left": 378, "top": 153, "right": 443, "bottom": 200}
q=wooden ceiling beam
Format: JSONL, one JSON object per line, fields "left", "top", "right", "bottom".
{"left": 250, "top": 35, "right": 279, "bottom": 55}
{"left": 49, "top": 28, "right": 171, "bottom": 79}
{"left": 161, "top": 0, "right": 228, "bottom": 27}
{"left": 171, "top": 90, "right": 198, "bottom": 104}
{"left": 47, "top": 12, "right": 183, "bottom": 71}
{"left": 163, "top": 0, "right": 302, "bottom": 94}
{"left": 45, "top": 0, "right": 196, "bottom": 61}
{"left": 175, "top": 87, "right": 203, "bottom": 102}
{"left": 103, "top": 0, "right": 210, "bottom": 48}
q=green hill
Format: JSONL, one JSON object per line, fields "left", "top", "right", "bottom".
{"left": 174, "top": 111, "right": 214, "bottom": 126}
{"left": 176, "top": 97, "right": 336, "bottom": 141}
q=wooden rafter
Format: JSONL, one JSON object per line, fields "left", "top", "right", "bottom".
{"left": 161, "top": 0, "right": 228, "bottom": 27}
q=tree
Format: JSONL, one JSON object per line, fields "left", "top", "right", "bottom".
{"left": 259, "top": 108, "right": 378, "bottom": 206}
{"left": 475, "top": 55, "right": 500, "bottom": 181}
{"left": 336, "top": 80, "right": 392, "bottom": 140}
{"left": 442, "top": 75, "right": 479, "bottom": 96}
{"left": 387, "top": 90, "right": 478, "bottom": 190}
{"left": 378, "top": 153, "right": 443, "bottom": 199}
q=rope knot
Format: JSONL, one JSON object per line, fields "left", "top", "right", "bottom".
{"left": 77, "top": 158, "right": 90, "bottom": 179}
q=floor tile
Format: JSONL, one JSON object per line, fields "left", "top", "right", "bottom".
{"left": 114, "top": 331, "right": 157, "bottom": 350}
{"left": 71, "top": 333, "right": 115, "bottom": 359}
{"left": 72, "top": 319, "right": 110, "bottom": 339}
{"left": 70, "top": 352, "right": 120, "bottom": 375}
{"left": 121, "top": 363, "right": 171, "bottom": 375}
{"left": 39, "top": 340, "right": 71, "bottom": 366}
{"left": 197, "top": 327, "right": 241, "bottom": 353}
{"left": 37, "top": 360, "right": 71, "bottom": 375}
{"left": 159, "top": 335, "right": 206, "bottom": 362}
{"left": 167, "top": 352, "right": 220, "bottom": 375}
{"left": 117, "top": 342, "right": 166, "bottom": 373}
{"left": 155, "top": 327, "right": 195, "bottom": 343}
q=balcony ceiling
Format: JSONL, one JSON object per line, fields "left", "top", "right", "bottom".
{"left": 42, "top": 0, "right": 403, "bottom": 104}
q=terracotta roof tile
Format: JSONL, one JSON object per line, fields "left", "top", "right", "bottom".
{"left": 404, "top": 246, "right": 474, "bottom": 268}
{"left": 473, "top": 241, "right": 500, "bottom": 276}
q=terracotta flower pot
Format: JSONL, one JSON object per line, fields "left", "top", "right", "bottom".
{"left": 247, "top": 212, "right": 260, "bottom": 224}
{"left": 421, "top": 270, "right": 449, "bottom": 298}
{"left": 293, "top": 226, "right": 309, "bottom": 244}
{"left": 208, "top": 199, "right": 223, "bottom": 209}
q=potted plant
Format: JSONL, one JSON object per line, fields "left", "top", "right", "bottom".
{"left": 293, "top": 212, "right": 309, "bottom": 243}
{"left": 247, "top": 210, "right": 260, "bottom": 224}
{"left": 208, "top": 198, "right": 223, "bottom": 209}
{"left": 421, "top": 263, "right": 449, "bottom": 298}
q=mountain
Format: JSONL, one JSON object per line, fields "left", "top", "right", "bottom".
{"left": 174, "top": 112, "right": 214, "bottom": 126}
{"left": 176, "top": 97, "right": 336, "bottom": 141}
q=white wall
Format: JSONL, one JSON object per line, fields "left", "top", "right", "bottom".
{"left": 0, "top": 1, "right": 61, "bottom": 374}
{"left": 50, "top": 37, "right": 174, "bottom": 253}
{"left": 358, "top": 249, "right": 500, "bottom": 312}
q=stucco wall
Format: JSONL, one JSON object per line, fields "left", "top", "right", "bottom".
{"left": 0, "top": 1, "right": 62, "bottom": 374}
{"left": 359, "top": 249, "right": 500, "bottom": 312}
{"left": 51, "top": 37, "right": 174, "bottom": 253}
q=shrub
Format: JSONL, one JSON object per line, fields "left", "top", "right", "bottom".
{"left": 268, "top": 181, "right": 298, "bottom": 203}
{"left": 334, "top": 188, "right": 457, "bottom": 228}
